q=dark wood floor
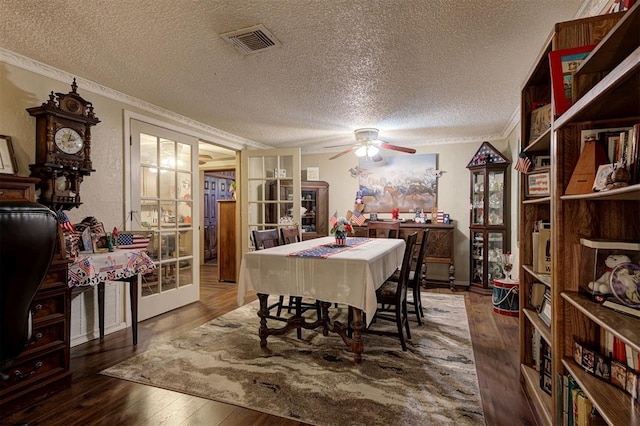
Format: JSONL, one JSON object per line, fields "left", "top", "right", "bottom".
{"left": 1, "top": 264, "right": 535, "bottom": 425}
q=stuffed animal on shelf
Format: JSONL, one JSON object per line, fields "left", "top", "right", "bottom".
{"left": 588, "top": 254, "right": 631, "bottom": 294}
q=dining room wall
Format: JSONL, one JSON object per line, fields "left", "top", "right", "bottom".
{"left": 302, "top": 137, "right": 513, "bottom": 285}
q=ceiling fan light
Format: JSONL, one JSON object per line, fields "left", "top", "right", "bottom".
{"left": 367, "top": 146, "right": 379, "bottom": 157}
{"left": 355, "top": 146, "right": 368, "bottom": 157}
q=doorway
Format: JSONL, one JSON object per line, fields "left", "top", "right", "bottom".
{"left": 203, "top": 171, "right": 235, "bottom": 263}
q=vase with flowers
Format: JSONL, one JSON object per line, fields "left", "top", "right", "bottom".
{"left": 330, "top": 217, "right": 353, "bottom": 246}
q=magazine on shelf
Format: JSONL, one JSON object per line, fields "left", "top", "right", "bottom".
{"left": 579, "top": 238, "right": 640, "bottom": 251}
{"left": 602, "top": 297, "right": 640, "bottom": 319}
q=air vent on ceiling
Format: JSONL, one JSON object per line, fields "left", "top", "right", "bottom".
{"left": 220, "top": 24, "right": 281, "bottom": 55}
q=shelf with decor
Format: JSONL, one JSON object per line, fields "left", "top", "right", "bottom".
{"left": 517, "top": 9, "right": 633, "bottom": 425}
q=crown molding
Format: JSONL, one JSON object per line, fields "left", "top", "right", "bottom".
{"left": 1, "top": 48, "right": 269, "bottom": 151}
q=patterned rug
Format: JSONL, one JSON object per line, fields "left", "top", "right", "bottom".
{"left": 101, "top": 293, "right": 484, "bottom": 425}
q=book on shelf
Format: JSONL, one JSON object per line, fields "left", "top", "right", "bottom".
{"left": 535, "top": 222, "right": 552, "bottom": 274}
{"left": 602, "top": 296, "right": 640, "bottom": 319}
{"left": 563, "top": 374, "right": 607, "bottom": 426}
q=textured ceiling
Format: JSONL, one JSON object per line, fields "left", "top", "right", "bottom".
{"left": 1, "top": 0, "right": 588, "bottom": 154}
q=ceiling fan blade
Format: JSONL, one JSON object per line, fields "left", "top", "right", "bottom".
{"left": 378, "top": 142, "right": 416, "bottom": 154}
{"left": 372, "top": 154, "right": 384, "bottom": 162}
{"left": 325, "top": 143, "right": 355, "bottom": 148}
{"left": 329, "top": 146, "right": 357, "bottom": 160}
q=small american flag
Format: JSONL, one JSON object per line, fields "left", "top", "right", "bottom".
{"left": 329, "top": 211, "right": 338, "bottom": 227}
{"left": 57, "top": 211, "right": 75, "bottom": 233}
{"left": 351, "top": 209, "right": 366, "bottom": 226}
{"left": 117, "top": 233, "right": 151, "bottom": 250}
{"left": 514, "top": 152, "right": 533, "bottom": 174}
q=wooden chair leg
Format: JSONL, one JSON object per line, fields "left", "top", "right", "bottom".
{"left": 412, "top": 286, "right": 422, "bottom": 326}
{"left": 294, "top": 296, "right": 302, "bottom": 340}
{"left": 403, "top": 300, "right": 411, "bottom": 340}
{"left": 275, "top": 295, "right": 285, "bottom": 316}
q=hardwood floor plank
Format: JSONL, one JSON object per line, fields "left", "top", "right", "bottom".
{"left": 0, "top": 264, "right": 535, "bottom": 425}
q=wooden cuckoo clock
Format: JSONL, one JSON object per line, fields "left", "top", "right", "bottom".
{"left": 27, "top": 79, "right": 100, "bottom": 210}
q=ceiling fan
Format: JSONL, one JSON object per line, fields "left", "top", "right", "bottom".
{"left": 328, "top": 128, "right": 416, "bottom": 161}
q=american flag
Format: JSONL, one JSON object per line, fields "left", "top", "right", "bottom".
{"left": 57, "top": 211, "right": 75, "bottom": 233}
{"left": 329, "top": 211, "right": 338, "bottom": 227}
{"left": 117, "top": 233, "right": 151, "bottom": 250}
{"left": 351, "top": 209, "right": 366, "bottom": 226}
{"left": 514, "top": 152, "right": 533, "bottom": 173}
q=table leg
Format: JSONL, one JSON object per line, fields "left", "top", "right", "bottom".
{"left": 349, "top": 307, "right": 364, "bottom": 364}
{"left": 98, "top": 282, "right": 105, "bottom": 340}
{"left": 128, "top": 276, "right": 138, "bottom": 345}
{"left": 257, "top": 293, "right": 269, "bottom": 349}
{"left": 449, "top": 262, "right": 456, "bottom": 291}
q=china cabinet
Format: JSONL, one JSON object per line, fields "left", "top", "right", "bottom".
{"left": 268, "top": 180, "right": 328, "bottom": 240}
{"left": 466, "top": 142, "right": 510, "bottom": 294}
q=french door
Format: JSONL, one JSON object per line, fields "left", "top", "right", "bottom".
{"left": 130, "top": 119, "right": 199, "bottom": 321}
{"left": 240, "top": 148, "right": 301, "bottom": 255}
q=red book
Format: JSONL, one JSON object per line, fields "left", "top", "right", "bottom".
{"left": 612, "top": 336, "right": 626, "bottom": 363}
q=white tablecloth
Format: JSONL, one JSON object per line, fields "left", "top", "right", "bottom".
{"left": 237, "top": 236, "right": 406, "bottom": 325}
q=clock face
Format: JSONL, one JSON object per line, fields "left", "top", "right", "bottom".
{"left": 54, "top": 127, "right": 84, "bottom": 154}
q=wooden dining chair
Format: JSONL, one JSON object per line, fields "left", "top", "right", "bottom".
{"left": 251, "top": 229, "right": 289, "bottom": 319}
{"left": 365, "top": 232, "right": 417, "bottom": 351}
{"left": 280, "top": 226, "right": 301, "bottom": 244}
{"left": 367, "top": 221, "right": 401, "bottom": 239}
{"left": 386, "top": 229, "right": 429, "bottom": 325}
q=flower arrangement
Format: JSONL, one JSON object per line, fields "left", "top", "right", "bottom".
{"left": 330, "top": 217, "right": 353, "bottom": 236}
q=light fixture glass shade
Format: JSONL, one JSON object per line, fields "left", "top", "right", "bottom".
{"left": 355, "top": 146, "right": 368, "bottom": 157}
{"left": 367, "top": 146, "right": 379, "bottom": 157}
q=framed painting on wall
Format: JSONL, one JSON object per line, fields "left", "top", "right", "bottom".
{"left": 358, "top": 154, "right": 438, "bottom": 213}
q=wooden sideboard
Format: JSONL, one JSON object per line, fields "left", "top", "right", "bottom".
{"left": 0, "top": 175, "right": 71, "bottom": 414}
{"left": 354, "top": 221, "right": 456, "bottom": 289}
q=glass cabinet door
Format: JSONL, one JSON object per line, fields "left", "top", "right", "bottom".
{"left": 487, "top": 231, "right": 505, "bottom": 284}
{"left": 301, "top": 187, "right": 317, "bottom": 234}
{"left": 487, "top": 170, "right": 505, "bottom": 225}
{"left": 471, "top": 171, "right": 485, "bottom": 225}
{"left": 471, "top": 231, "right": 484, "bottom": 285}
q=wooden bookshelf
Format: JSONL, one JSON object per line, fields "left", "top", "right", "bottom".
{"left": 518, "top": 7, "right": 639, "bottom": 425}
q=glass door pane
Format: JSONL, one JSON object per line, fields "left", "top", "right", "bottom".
{"left": 487, "top": 232, "right": 505, "bottom": 285}
{"left": 241, "top": 148, "right": 301, "bottom": 254}
{"left": 130, "top": 119, "right": 199, "bottom": 321}
{"left": 471, "top": 231, "right": 484, "bottom": 285}
{"left": 488, "top": 170, "right": 505, "bottom": 225}
{"left": 471, "top": 171, "right": 485, "bottom": 225}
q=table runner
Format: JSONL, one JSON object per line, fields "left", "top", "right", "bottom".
{"left": 288, "top": 237, "right": 371, "bottom": 258}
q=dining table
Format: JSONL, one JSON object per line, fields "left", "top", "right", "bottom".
{"left": 237, "top": 235, "right": 406, "bottom": 363}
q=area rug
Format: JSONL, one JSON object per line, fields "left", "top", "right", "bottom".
{"left": 101, "top": 293, "right": 484, "bottom": 425}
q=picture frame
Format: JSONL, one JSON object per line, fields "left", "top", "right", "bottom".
{"left": 611, "top": 360, "right": 627, "bottom": 390}
{"left": 526, "top": 170, "right": 550, "bottom": 197}
{"left": 0, "top": 135, "right": 18, "bottom": 175}
{"left": 592, "top": 164, "right": 613, "bottom": 192}
{"left": 534, "top": 155, "right": 551, "bottom": 169}
{"left": 529, "top": 104, "right": 551, "bottom": 142}
{"left": 92, "top": 233, "right": 110, "bottom": 253}
{"left": 549, "top": 45, "right": 596, "bottom": 116}
{"left": 581, "top": 346, "right": 595, "bottom": 374}
{"left": 538, "top": 290, "right": 552, "bottom": 327}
